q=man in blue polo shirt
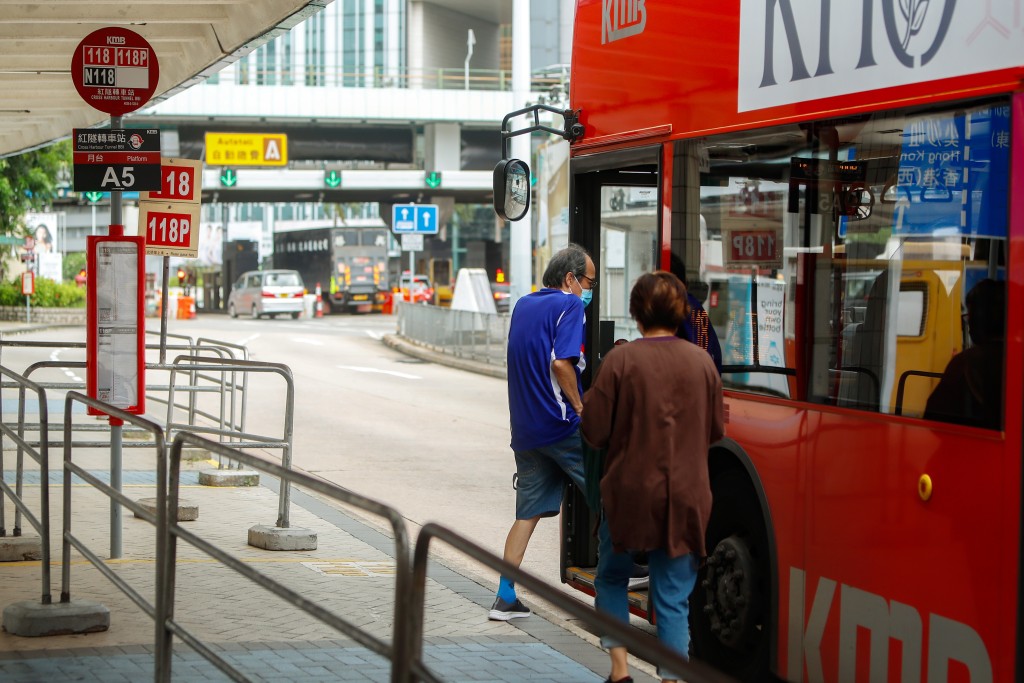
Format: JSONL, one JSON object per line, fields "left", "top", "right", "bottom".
{"left": 489, "top": 244, "right": 596, "bottom": 621}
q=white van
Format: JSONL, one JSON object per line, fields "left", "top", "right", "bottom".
{"left": 228, "top": 270, "right": 306, "bottom": 319}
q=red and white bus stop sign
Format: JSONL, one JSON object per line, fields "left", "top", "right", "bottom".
{"left": 71, "top": 27, "right": 159, "bottom": 116}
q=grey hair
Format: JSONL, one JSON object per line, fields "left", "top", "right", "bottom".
{"left": 542, "top": 243, "right": 590, "bottom": 288}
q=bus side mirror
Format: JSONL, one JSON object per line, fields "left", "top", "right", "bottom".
{"left": 493, "top": 158, "right": 531, "bottom": 222}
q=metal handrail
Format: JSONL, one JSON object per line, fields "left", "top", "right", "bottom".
{"left": 0, "top": 365, "right": 52, "bottom": 605}
{"left": 158, "top": 432, "right": 425, "bottom": 683}
{"left": 167, "top": 355, "right": 296, "bottom": 527}
{"left": 408, "top": 523, "right": 730, "bottom": 683}
{"left": 59, "top": 392, "right": 168, "bottom": 617}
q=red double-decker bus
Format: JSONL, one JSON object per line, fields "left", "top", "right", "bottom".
{"left": 556, "top": 1, "right": 1024, "bottom": 681}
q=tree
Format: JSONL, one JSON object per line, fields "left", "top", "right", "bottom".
{"left": 0, "top": 140, "right": 71, "bottom": 235}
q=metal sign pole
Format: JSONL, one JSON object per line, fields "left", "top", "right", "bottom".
{"left": 159, "top": 256, "right": 170, "bottom": 365}
{"left": 109, "top": 113, "right": 124, "bottom": 560}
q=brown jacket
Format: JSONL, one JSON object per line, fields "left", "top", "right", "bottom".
{"left": 582, "top": 336, "right": 724, "bottom": 558}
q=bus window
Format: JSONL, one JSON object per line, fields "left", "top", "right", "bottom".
{"left": 599, "top": 184, "right": 659, "bottom": 343}
{"left": 677, "top": 136, "right": 800, "bottom": 398}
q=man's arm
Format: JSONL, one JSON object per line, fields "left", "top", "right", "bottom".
{"left": 552, "top": 358, "right": 583, "bottom": 416}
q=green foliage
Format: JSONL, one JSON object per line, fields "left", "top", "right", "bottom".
{"left": 62, "top": 251, "right": 87, "bottom": 281}
{"left": 0, "top": 276, "right": 86, "bottom": 308}
{"left": 0, "top": 140, "right": 72, "bottom": 235}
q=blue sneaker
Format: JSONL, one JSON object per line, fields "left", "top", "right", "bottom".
{"left": 488, "top": 596, "right": 531, "bottom": 621}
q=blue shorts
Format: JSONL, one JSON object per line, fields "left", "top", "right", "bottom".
{"left": 513, "top": 430, "right": 585, "bottom": 520}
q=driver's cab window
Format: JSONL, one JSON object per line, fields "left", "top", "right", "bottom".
{"left": 674, "top": 98, "right": 1009, "bottom": 429}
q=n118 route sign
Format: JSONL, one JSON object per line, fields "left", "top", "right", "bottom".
{"left": 71, "top": 27, "right": 159, "bottom": 116}
{"left": 138, "top": 203, "right": 201, "bottom": 258}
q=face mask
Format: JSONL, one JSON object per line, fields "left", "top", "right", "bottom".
{"left": 571, "top": 274, "right": 593, "bottom": 308}
{"left": 580, "top": 288, "right": 593, "bottom": 308}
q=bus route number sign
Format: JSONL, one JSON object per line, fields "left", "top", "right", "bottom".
{"left": 71, "top": 27, "right": 160, "bottom": 116}
{"left": 138, "top": 203, "right": 200, "bottom": 258}
{"left": 724, "top": 227, "right": 783, "bottom": 269}
{"left": 142, "top": 158, "right": 202, "bottom": 203}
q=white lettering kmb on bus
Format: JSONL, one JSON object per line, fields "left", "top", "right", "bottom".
{"left": 602, "top": 0, "right": 646, "bottom": 44}
{"left": 737, "top": 0, "right": 1024, "bottom": 112}
{"left": 788, "top": 568, "right": 993, "bottom": 683}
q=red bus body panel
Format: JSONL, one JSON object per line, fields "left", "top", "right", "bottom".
{"left": 572, "top": 1, "right": 1024, "bottom": 680}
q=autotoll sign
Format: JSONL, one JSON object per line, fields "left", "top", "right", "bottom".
{"left": 71, "top": 27, "right": 159, "bottom": 116}
{"left": 73, "top": 128, "right": 161, "bottom": 192}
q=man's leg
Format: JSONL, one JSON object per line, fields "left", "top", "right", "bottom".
{"left": 490, "top": 517, "right": 541, "bottom": 620}
{"left": 503, "top": 516, "right": 540, "bottom": 568}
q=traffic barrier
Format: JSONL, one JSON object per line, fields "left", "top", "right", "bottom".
{"left": 176, "top": 296, "right": 195, "bottom": 320}
{"left": 314, "top": 283, "right": 323, "bottom": 318}
{"left": 381, "top": 291, "right": 394, "bottom": 315}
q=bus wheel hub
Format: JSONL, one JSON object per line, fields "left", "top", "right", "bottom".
{"left": 701, "top": 535, "right": 754, "bottom": 648}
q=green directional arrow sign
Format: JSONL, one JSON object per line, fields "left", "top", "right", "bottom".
{"left": 425, "top": 171, "right": 442, "bottom": 189}
{"left": 84, "top": 191, "right": 104, "bottom": 203}
{"left": 324, "top": 170, "right": 342, "bottom": 188}
{"left": 220, "top": 168, "right": 238, "bottom": 187}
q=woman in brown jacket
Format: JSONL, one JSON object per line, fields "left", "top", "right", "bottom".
{"left": 582, "top": 271, "right": 724, "bottom": 683}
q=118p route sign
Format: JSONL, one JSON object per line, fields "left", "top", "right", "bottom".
{"left": 71, "top": 27, "right": 159, "bottom": 116}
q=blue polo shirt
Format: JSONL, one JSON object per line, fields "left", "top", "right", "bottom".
{"left": 507, "top": 288, "right": 586, "bottom": 452}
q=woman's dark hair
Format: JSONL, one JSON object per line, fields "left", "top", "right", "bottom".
{"left": 542, "top": 243, "right": 590, "bottom": 288}
{"left": 966, "top": 278, "right": 1005, "bottom": 344}
{"left": 630, "top": 271, "right": 690, "bottom": 331}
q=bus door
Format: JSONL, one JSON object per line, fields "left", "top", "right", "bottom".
{"left": 562, "top": 145, "right": 662, "bottom": 614}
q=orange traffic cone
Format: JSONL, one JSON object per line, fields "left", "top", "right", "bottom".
{"left": 315, "top": 283, "right": 323, "bottom": 318}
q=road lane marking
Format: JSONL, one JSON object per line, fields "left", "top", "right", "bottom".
{"left": 292, "top": 337, "right": 325, "bottom": 346}
{"left": 365, "top": 331, "right": 382, "bottom": 340}
{"left": 237, "top": 334, "right": 260, "bottom": 345}
{"left": 51, "top": 349, "right": 84, "bottom": 383}
{"left": 336, "top": 365, "right": 421, "bottom": 380}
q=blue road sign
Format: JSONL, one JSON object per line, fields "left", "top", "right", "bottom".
{"left": 392, "top": 203, "right": 439, "bottom": 234}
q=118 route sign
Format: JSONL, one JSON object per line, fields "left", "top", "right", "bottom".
{"left": 71, "top": 27, "right": 159, "bottom": 116}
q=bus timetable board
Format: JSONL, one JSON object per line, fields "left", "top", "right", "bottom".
{"left": 71, "top": 27, "right": 159, "bottom": 116}
{"left": 86, "top": 231, "right": 145, "bottom": 416}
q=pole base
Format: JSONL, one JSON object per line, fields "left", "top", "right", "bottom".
{"left": 247, "top": 524, "right": 317, "bottom": 551}
{"left": 3, "top": 600, "right": 110, "bottom": 637}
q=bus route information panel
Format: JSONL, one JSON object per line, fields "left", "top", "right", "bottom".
{"left": 86, "top": 231, "right": 145, "bottom": 416}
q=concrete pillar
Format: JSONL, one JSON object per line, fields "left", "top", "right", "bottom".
{"left": 424, "top": 122, "right": 461, "bottom": 172}
{"left": 510, "top": 0, "right": 532, "bottom": 308}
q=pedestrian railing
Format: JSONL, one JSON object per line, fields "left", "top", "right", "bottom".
{"left": 0, "top": 335, "right": 252, "bottom": 451}
{"left": 407, "top": 523, "right": 729, "bottom": 683}
{"left": 58, "top": 391, "right": 168, "bottom": 618}
{"left": 166, "top": 355, "right": 296, "bottom": 526}
{"left": 395, "top": 302, "right": 508, "bottom": 367}
{"left": 0, "top": 365, "right": 53, "bottom": 605}
{"left": 158, "top": 432, "right": 429, "bottom": 683}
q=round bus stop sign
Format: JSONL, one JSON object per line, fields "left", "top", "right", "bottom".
{"left": 71, "top": 27, "right": 159, "bottom": 116}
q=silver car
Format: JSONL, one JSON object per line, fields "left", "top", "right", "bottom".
{"left": 228, "top": 270, "right": 306, "bottom": 319}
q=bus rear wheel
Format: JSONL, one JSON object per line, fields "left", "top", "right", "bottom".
{"left": 690, "top": 468, "right": 772, "bottom": 681}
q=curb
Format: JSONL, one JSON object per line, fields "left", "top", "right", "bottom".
{"left": 382, "top": 333, "right": 507, "bottom": 380}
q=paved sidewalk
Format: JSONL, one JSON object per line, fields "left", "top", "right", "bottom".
{"left": 0, "top": 450, "right": 656, "bottom": 683}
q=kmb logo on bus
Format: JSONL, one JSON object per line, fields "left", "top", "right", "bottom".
{"left": 602, "top": 0, "right": 646, "bottom": 44}
{"left": 788, "top": 568, "right": 992, "bottom": 683}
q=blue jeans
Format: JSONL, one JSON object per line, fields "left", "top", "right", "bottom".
{"left": 594, "top": 515, "right": 698, "bottom": 681}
